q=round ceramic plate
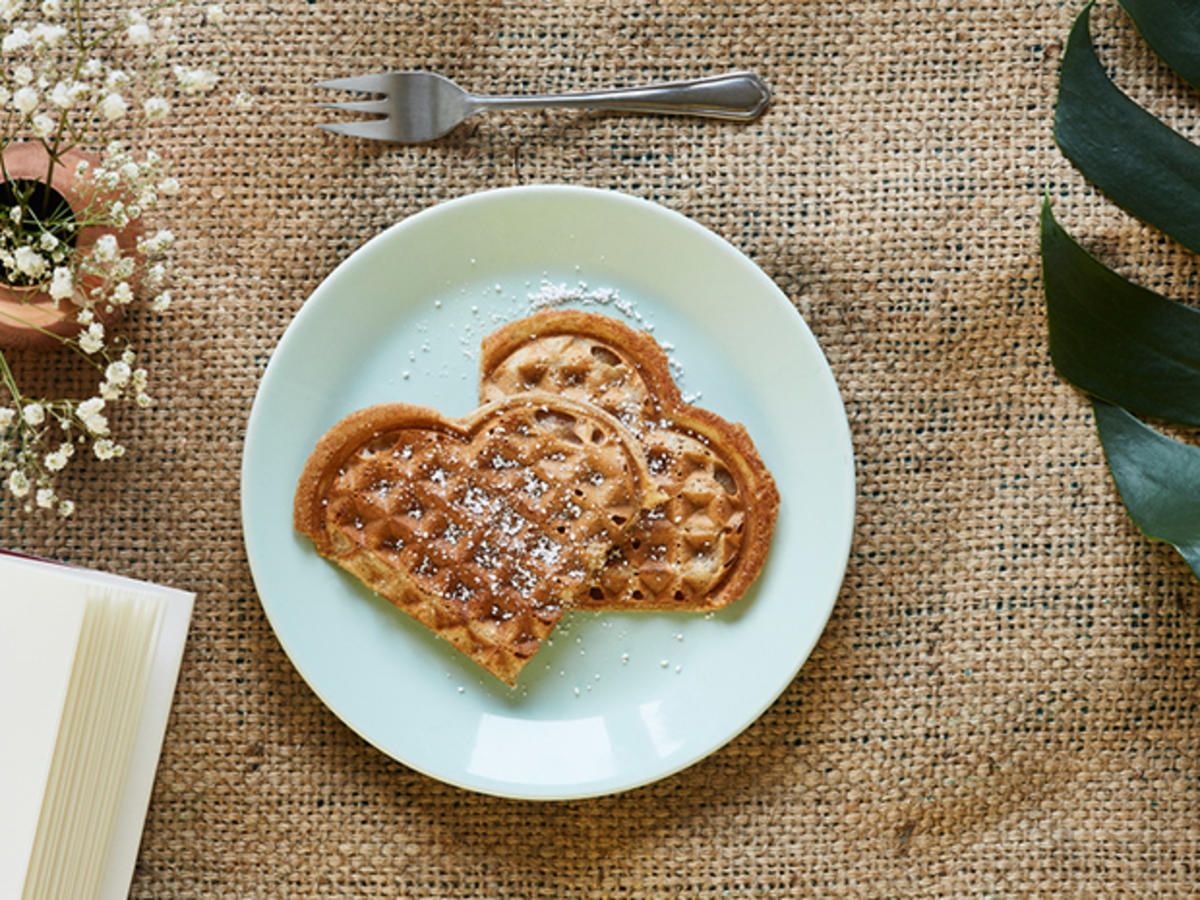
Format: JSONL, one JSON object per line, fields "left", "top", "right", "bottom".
{"left": 241, "top": 186, "right": 854, "bottom": 800}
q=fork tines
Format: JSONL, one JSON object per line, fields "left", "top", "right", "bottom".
{"left": 316, "top": 74, "right": 394, "bottom": 141}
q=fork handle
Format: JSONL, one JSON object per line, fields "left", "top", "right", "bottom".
{"left": 469, "top": 71, "right": 770, "bottom": 121}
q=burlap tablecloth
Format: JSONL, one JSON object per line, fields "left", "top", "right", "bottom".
{"left": 3, "top": 0, "right": 1197, "bottom": 895}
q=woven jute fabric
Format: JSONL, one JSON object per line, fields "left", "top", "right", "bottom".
{"left": 2, "top": 0, "right": 1198, "bottom": 895}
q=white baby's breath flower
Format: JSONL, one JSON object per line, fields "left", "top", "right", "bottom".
{"left": 93, "top": 233, "right": 118, "bottom": 261}
{"left": 12, "top": 85, "right": 37, "bottom": 114}
{"left": 137, "top": 186, "right": 157, "bottom": 208}
{"left": 8, "top": 205, "right": 20, "bottom": 224}
{"left": 143, "top": 96, "right": 169, "bottom": 119}
{"left": 111, "top": 281, "right": 133, "bottom": 306}
{"left": 2, "top": 27, "right": 30, "bottom": 53}
{"left": 57, "top": 498, "right": 74, "bottom": 517}
{"left": 12, "top": 64, "right": 31, "bottom": 85}
{"left": 93, "top": 438, "right": 119, "bottom": 460}
{"left": 41, "top": 0, "right": 61, "bottom": 16}
{"left": 105, "top": 69, "right": 130, "bottom": 89}
{"left": 48, "top": 80, "right": 73, "bottom": 108}
{"left": 135, "top": 392, "right": 151, "bottom": 408}
{"left": 100, "top": 380, "right": 121, "bottom": 400}
{"left": 0, "top": 0, "right": 25, "bottom": 22}
{"left": 73, "top": 158, "right": 88, "bottom": 177}
{"left": 105, "top": 360, "right": 131, "bottom": 386}
{"left": 35, "top": 487, "right": 54, "bottom": 508}
{"left": 145, "top": 262, "right": 165, "bottom": 285}
{"left": 76, "top": 397, "right": 108, "bottom": 434}
{"left": 0, "top": 407, "right": 14, "bottom": 427}
{"left": 126, "top": 21, "right": 151, "bottom": 46}
{"left": 7, "top": 469, "right": 30, "bottom": 497}
{"left": 121, "top": 349, "right": 135, "bottom": 365}
{"left": 31, "top": 23, "right": 66, "bottom": 48}
{"left": 14, "top": 245, "right": 45, "bottom": 278}
{"left": 48, "top": 266, "right": 71, "bottom": 300}
{"left": 206, "top": 4, "right": 225, "bottom": 24}
{"left": 131, "top": 368, "right": 147, "bottom": 390}
{"left": 113, "top": 256, "right": 135, "bottom": 280}
{"left": 119, "top": 160, "right": 139, "bottom": 181}
{"left": 79, "top": 321, "right": 104, "bottom": 354}
{"left": 140, "top": 229, "right": 173, "bottom": 255}
{"left": 38, "top": 232, "right": 58, "bottom": 252}
{"left": 22, "top": 402, "right": 44, "bottom": 425}
{"left": 44, "top": 449, "right": 66, "bottom": 471}
{"left": 157, "top": 176, "right": 179, "bottom": 195}
{"left": 76, "top": 307, "right": 93, "bottom": 325}
{"left": 31, "top": 113, "right": 54, "bottom": 137}
{"left": 173, "top": 65, "right": 218, "bottom": 94}
{"left": 81, "top": 58, "right": 101, "bottom": 77}
{"left": 100, "top": 92, "right": 127, "bottom": 120}
{"left": 151, "top": 291, "right": 171, "bottom": 313}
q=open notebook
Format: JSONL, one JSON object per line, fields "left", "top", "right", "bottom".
{"left": 0, "top": 550, "right": 193, "bottom": 900}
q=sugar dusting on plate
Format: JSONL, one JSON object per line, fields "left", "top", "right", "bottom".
{"left": 402, "top": 276, "right": 701, "bottom": 405}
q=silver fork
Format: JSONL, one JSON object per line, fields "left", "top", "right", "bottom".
{"left": 316, "top": 71, "right": 770, "bottom": 144}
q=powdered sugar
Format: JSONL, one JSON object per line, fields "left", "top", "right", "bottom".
{"left": 393, "top": 268, "right": 704, "bottom": 406}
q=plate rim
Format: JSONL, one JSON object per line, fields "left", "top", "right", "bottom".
{"left": 240, "top": 183, "right": 855, "bottom": 800}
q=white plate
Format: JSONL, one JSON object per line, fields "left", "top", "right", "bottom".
{"left": 241, "top": 186, "right": 854, "bottom": 799}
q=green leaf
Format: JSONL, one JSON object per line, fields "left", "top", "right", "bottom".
{"left": 1119, "top": 0, "right": 1200, "bottom": 90}
{"left": 1093, "top": 400, "right": 1200, "bottom": 579}
{"left": 1055, "top": 2, "right": 1200, "bottom": 253}
{"left": 1041, "top": 199, "right": 1200, "bottom": 427}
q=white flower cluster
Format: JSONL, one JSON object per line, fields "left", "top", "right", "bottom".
{"left": 0, "top": 1, "right": 224, "bottom": 516}
{"left": 0, "top": 5, "right": 219, "bottom": 154}
{"left": 1, "top": 389, "right": 124, "bottom": 516}
{"left": 0, "top": 375, "right": 141, "bottom": 512}
{"left": 97, "top": 350, "right": 150, "bottom": 408}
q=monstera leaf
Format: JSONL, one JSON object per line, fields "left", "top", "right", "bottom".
{"left": 1043, "top": 0, "right": 1200, "bottom": 581}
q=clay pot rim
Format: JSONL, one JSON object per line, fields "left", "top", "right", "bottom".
{"left": 0, "top": 143, "right": 130, "bottom": 351}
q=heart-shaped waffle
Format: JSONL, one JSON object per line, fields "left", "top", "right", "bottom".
{"left": 294, "top": 392, "right": 663, "bottom": 684}
{"left": 479, "top": 310, "right": 779, "bottom": 612}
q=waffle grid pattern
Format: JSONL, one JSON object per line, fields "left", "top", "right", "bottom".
{"left": 481, "top": 322, "right": 767, "bottom": 611}
{"left": 295, "top": 396, "right": 655, "bottom": 683}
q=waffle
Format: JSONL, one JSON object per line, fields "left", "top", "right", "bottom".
{"left": 479, "top": 310, "right": 779, "bottom": 612}
{"left": 294, "top": 392, "right": 664, "bottom": 684}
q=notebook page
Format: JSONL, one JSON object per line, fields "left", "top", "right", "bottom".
{"left": 72, "top": 594, "right": 161, "bottom": 897}
{"left": 97, "top": 582, "right": 192, "bottom": 900}
{"left": 22, "top": 590, "right": 162, "bottom": 900}
{"left": 0, "top": 575, "right": 87, "bottom": 899}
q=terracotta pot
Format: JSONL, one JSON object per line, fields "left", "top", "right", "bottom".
{"left": 0, "top": 142, "right": 141, "bottom": 350}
